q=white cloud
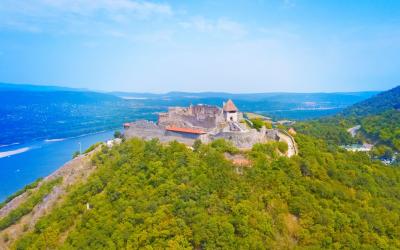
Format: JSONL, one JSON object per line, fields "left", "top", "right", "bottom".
{"left": 180, "top": 17, "right": 247, "bottom": 37}
{"left": 0, "top": 0, "right": 173, "bottom": 34}
{"left": 0, "top": 0, "right": 172, "bottom": 17}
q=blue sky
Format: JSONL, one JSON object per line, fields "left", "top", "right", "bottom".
{"left": 0, "top": 0, "right": 399, "bottom": 93}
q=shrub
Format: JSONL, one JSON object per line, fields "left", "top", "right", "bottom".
{"left": 250, "top": 118, "right": 265, "bottom": 131}
{"left": 210, "top": 139, "right": 239, "bottom": 154}
{"left": 0, "top": 178, "right": 43, "bottom": 209}
{"left": 114, "top": 131, "right": 122, "bottom": 139}
{"left": 0, "top": 178, "right": 62, "bottom": 231}
{"left": 84, "top": 142, "right": 102, "bottom": 154}
{"left": 72, "top": 151, "right": 80, "bottom": 159}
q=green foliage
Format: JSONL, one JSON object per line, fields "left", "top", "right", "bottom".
{"left": 343, "top": 85, "right": 400, "bottom": 117}
{"left": 192, "top": 139, "right": 202, "bottom": 152}
{"left": 371, "top": 145, "right": 394, "bottom": 160}
{"left": 0, "top": 178, "right": 61, "bottom": 231}
{"left": 83, "top": 142, "right": 102, "bottom": 154}
{"left": 113, "top": 131, "right": 122, "bottom": 139}
{"left": 72, "top": 151, "right": 80, "bottom": 159}
{"left": 248, "top": 118, "right": 272, "bottom": 131}
{"left": 250, "top": 118, "right": 265, "bottom": 131}
{"left": 294, "top": 117, "right": 358, "bottom": 146}
{"left": 210, "top": 138, "right": 239, "bottom": 154}
{"left": 0, "top": 178, "right": 43, "bottom": 209}
{"left": 264, "top": 121, "right": 273, "bottom": 129}
{"left": 277, "top": 141, "right": 288, "bottom": 154}
{"left": 360, "top": 110, "right": 400, "bottom": 151}
{"left": 295, "top": 109, "right": 400, "bottom": 157}
{"left": 13, "top": 136, "right": 400, "bottom": 249}
{"left": 295, "top": 86, "right": 400, "bottom": 155}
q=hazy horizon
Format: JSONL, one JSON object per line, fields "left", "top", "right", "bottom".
{"left": 0, "top": 81, "right": 390, "bottom": 94}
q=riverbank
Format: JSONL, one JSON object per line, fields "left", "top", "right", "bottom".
{"left": 0, "top": 146, "right": 100, "bottom": 249}
{"left": 0, "top": 130, "right": 116, "bottom": 202}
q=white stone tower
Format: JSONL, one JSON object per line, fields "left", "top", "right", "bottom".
{"left": 223, "top": 99, "right": 239, "bottom": 122}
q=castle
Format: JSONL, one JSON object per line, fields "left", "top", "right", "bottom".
{"left": 124, "top": 99, "right": 280, "bottom": 149}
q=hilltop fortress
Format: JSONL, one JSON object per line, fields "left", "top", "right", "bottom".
{"left": 124, "top": 99, "right": 288, "bottom": 150}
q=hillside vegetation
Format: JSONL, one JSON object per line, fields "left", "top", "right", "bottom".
{"left": 295, "top": 86, "right": 400, "bottom": 160}
{"left": 361, "top": 110, "right": 400, "bottom": 151}
{"left": 10, "top": 136, "right": 400, "bottom": 249}
{"left": 342, "top": 86, "right": 400, "bottom": 117}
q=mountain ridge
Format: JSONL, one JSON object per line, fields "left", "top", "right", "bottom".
{"left": 342, "top": 85, "right": 400, "bottom": 117}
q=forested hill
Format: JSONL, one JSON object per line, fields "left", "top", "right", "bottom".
{"left": 3, "top": 137, "right": 400, "bottom": 249}
{"left": 342, "top": 85, "right": 400, "bottom": 117}
{"left": 294, "top": 85, "right": 400, "bottom": 160}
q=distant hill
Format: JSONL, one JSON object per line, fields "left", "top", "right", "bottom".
{"left": 0, "top": 82, "right": 86, "bottom": 92}
{"left": 342, "top": 85, "right": 400, "bottom": 117}
{"left": 0, "top": 90, "right": 120, "bottom": 105}
{"left": 113, "top": 90, "right": 379, "bottom": 120}
{"left": 0, "top": 85, "right": 132, "bottom": 145}
{"left": 342, "top": 85, "right": 400, "bottom": 152}
{"left": 0, "top": 82, "right": 383, "bottom": 145}
{"left": 112, "top": 90, "right": 379, "bottom": 103}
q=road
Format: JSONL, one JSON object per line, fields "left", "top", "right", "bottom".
{"left": 278, "top": 131, "right": 298, "bottom": 157}
{"left": 347, "top": 125, "right": 361, "bottom": 138}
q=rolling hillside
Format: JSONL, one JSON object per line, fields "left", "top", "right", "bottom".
{"left": 1, "top": 136, "right": 400, "bottom": 249}
{"left": 0, "top": 85, "right": 399, "bottom": 249}
{"left": 342, "top": 85, "right": 400, "bottom": 117}
{"left": 295, "top": 85, "right": 400, "bottom": 160}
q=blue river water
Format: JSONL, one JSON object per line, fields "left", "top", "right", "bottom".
{"left": 0, "top": 130, "right": 115, "bottom": 202}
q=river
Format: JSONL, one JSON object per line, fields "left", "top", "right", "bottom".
{"left": 0, "top": 130, "right": 116, "bottom": 202}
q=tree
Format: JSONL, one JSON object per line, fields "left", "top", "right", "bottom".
{"left": 114, "top": 131, "right": 122, "bottom": 139}
{"left": 72, "top": 151, "right": 80, "bottom": 159}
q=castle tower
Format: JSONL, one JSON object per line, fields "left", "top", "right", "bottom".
{"left": 223, "top": 99, "right": 239, "bottom": 122}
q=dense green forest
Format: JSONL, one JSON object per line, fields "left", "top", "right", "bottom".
{"left": 342, "top": 86, "right": 400, "bottom": 117}
{"left": 294, "top": 117, "right": 357, "bottom": 146}
{"left": 295, "top": 86, "right": 400, "bottom": 162}
{"left": 0, "top": 178, "right": 61, "bottom": 231}
{"left": 360, "top": 110, "right": 400, "bottom": 151}
{"left": 12, "top": 135, "right": 400, "bottom": 249}
{"left": 3, "top": 86, "right": 399, "bottom": 249}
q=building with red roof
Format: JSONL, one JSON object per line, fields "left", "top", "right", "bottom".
{"left": 165, "top": 126, "right": 206, "bottom": 135}
{"left": 165, "top": 126, "right": 206, "bottom": 139}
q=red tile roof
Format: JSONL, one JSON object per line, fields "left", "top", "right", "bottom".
{"left": 223, "top": 99, "right": 238, "bottom": 112}
{"left": 166, "top": 126, "right": 206, "bottom": 134}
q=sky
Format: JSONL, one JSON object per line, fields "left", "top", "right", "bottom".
{"left": 0, "top": 0, "right": 399, "bottom": 93}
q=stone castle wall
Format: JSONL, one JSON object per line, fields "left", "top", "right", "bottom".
{"left": 210, "top": 128, "right": 268, "bottom": 149}
{"left": 124, "top": 102, "right": 282, "bottom": 149}
{"left": 158, "top": 104, "right": 225, "bottom": 130}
